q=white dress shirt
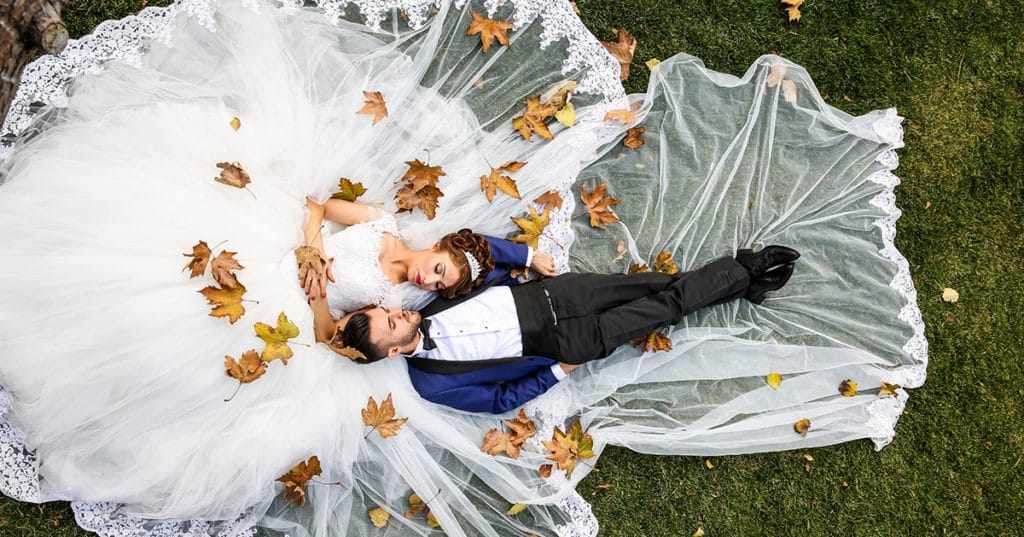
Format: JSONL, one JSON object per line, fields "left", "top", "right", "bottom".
{"left": 409, "top": 285, "right": 566, "bottom": 381}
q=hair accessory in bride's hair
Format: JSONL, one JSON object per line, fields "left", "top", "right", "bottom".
{"left": 463, "top": 251, "right": 482, "bottom": 281}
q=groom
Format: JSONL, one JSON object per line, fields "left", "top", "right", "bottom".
{"left": 338, "top": 247, "right": 800, "bottom": 414}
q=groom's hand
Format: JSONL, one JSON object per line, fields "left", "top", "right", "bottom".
{"left": 558, "top": 362, "right": 581, "bottom": 375}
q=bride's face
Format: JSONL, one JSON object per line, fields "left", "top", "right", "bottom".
{"left": 407, "top": 248, "right": 462, "bottom": 292}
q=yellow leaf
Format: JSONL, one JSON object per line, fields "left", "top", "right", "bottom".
{"left": 879, "top": 382, "right": 901, "bottom": 397}
{"left": 426, "top": 511, "right": 440, "bottom": 528}
{"left": 555, "top": 101, "right": 576, "bottom": 127}
{"left": 368, "top": 507, "right": 390, "bottom": 528}
{"left": 510, "top": 206, "right": 551, "bottom": 249}
{"left": 645, "top": 58, "right": 661, "bottom": 70}
{"left": 506, "top": 503, "right": 528, "bottom": 516}
{"left": 652, "top": 250, "right": 679, "bottom": 275}
{"left": 703, "top": 458, "right": 714, "bottom": 470}
{"left": 942, "top": 288, "right": 959, "bottom": 303}
{"left": 254, "top": 312, "right": 300, "bottom": 365}
{"left": 405, "top": 493, "right": 427, "bottom": 518}
{"left": 198, "top": 281, "right": 247, "bottom": 324}
{"left": 766, "top": 372, "right": 782, "bottom": 390}
{"left": 479, "top": 163, "right": 523, "bottom": 203}
{"left": 632, "top": 331, "right": 672, "bottom": 352}
{"left": 781, "top": 0, "right": 805, "bottom": 22}
{"left": 693, "top": 527, "right": 706, "bottom": 537}
{"left": 229, "top": 116, "right": 241, "bottom": 131}
{"left": 793, "top": 418, "right": 811, "bottom": 437}
{"left": 839, "top": 379, "right": 858, "bottom": 397}
{"left": 331, "top": 178, "right": 367, "bottom": 202}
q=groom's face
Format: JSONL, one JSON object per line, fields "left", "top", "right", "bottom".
{"left": 364, "top": 306, "right": 421, "bottom": 358}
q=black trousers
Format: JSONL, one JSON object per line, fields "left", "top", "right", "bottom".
{"left": 516, "top": 256, "right": 750, "bottom": 364}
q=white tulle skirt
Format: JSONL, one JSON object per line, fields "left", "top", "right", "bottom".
{"left": 0, "top": 1, "right": 927, "bottom": 537}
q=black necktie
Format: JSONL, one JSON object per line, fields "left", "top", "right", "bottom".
{"left": 418, "top": 318, "right": 436, "bottom": 351}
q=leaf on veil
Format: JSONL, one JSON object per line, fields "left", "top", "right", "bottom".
{"left": 426, "top": 511, "right": 440, "bottom": 528}
{"left": 395, "top": 159, "right": 447, "bottom": 220}
{"left": 405, "top": 493, "right": 427, "bottom": 518}
{"left": 214, "top": 162, "right": 252, "bottom": 189}
{"left": 538, "top": 464, "right": 553, "bottom": 478}
{"left": 331, "top": 178, "right": 367, "bottom": 202}
{"left": 580, "top": 183, "right": 621, "bottom": 229}
{"left": 357, "top": 91, "right": 388, "bottom": 125}
{"left": 368, "top": 507, "right": 391, "bottom": 528}
{"left": 793, "top": 418, "right": 811, "bottom": 436}
{"left": 543, "top": 420, "right": 595, "bottom": 478}
{"left": 362, "top": 393, "right": 408, "bottom": 438}
{"left": 254, "top": 312, "right": 300, "bottom": 364}
{"left": 224, "top": 349, "right": 267, "bottom": 384}
{"left": 879, "top": 382, "right": 901, "bottom": 397}
{"left": 182, "top": 240, "right": 212, "bottom": 278}
{"left": 629, "top": 262, "right": 649, "bottom": 273}
{"left": 766, "top": 372, "right": 782, "bottom": 390}
{"left": 534, "top": 190, "right": 563, "bottom": 211}
{"left": 480, "top": 161, "right": 525, "bottom": 202}
{"left": 603, "top": 108, "right": 636, "bottom": 124}
{"left": 623, "top": 126, "right": 645, "bottom": 149}
{"left": 401, "top": 159, "right": 447, "bottom": 191}
{"left": 632, "top": 331, "right": 672, "bottom": 353}
{"left": 555, "top": 101, "right": 576, "bottom": 127}
{"left": 512, "top": 96, "right": 559, "bottom": 141}
{"left": 211, "top": 250, "right": 244, "bottom": 288}
{"left": 506, "top": 408, "right": 537, "bottom": 445}
{"left": 466, "top": 11, "right": 512, "bottom": 54}
{"left": 229, "top": 116, "right": 241, "bottom": 131}
{"left": 510, "top": 206, "right": 551, "bottom": 249}
{"left": 198, "top": 281, "right": 247, "bottom": 324}
{"left": 481, "top": 429, "right": 521, "bottom": 458}
{"left": 652, "top": 250, "right": 679, "bottom": 275}
{"left": 506, "top": 503, "right": 528, "bottom": 516}
{"left": 838, "top": 379, "right": 858, "bottom": 397}
{"left": 276, "top": 455, "right": 321, "bottom": 506}
{"left": 781, "top": 0, "right": 805, "bottom": 22}
{"left": 601, "top": 28, "right": 637, "bottom": 81}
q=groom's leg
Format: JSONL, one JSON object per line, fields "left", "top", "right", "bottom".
{"left": 543, "top": 271, "right": 674, "bottom": 318}
{"left": 552, "top": 257, "right": 750, "bottom": 364}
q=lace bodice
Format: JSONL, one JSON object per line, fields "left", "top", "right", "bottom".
{"left": 321, "top": 212, "right": 432, "bottom": 317}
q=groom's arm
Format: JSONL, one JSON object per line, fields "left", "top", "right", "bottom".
{"left": 411, "top": 361, "right": 569, "bottom": 414}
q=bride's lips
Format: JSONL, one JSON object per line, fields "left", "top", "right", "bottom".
{"left": 414, "top": 271, "right": 422, "bottom": 286}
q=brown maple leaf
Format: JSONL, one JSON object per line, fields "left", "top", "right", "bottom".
{"left": 276, "top": 455, "right": 322, "bottom": 506}
{"left": 601, "top": 28, "right": 637, "bottom": 80}
{"left": 214, "top": 162, "right": 251, "bottom": 189}
{"left": 198, "top": 281, "right": 247, "bottom": 324}
{"left": 580, "top": 183, "right": 621, "bottom": 229}
{"left": 629, "top": 262, "right": 650, "bottom": 274}
{"left": 395, "top": 184, "right": 444, "bottom": 220}
{"left": 466, "top": 11, "right": 512, "bottom": 53}
{"left": 542, "top": 421, "right": 595, "bottom": 478}
{"left": 603, "top": 108, "right": 636, "bottom": 124}
{"left": 357, "top": 91, "right": 388, "bottom": 124}
{"left": 510, "top": 206, "right": 550, "bottom": 249}
{"left": 538, "top": 464, "right": 553, "bottom": 478}
{"left": 534, "top": 190, "right": 564, "bottom": 211}
{"left": 624, "top": 126, "right": 645, "bottom": 149}
{"left": 405, "top": 493, "right": 428, "bottom": 518}
{"left": 224, "top": 349, "right": 267, "bottom": 384}
{"left": 182, "top": 240, "right": 212, "bottom": 278}
{"left": 793, "top": 418, "right": 811, "bottom": 436}
{"left": 331, "top": 178, "right": 367, "bottom": 202}
{"left": 512, "top": 95, "right": 559, "bottom": 141}
{"left": 211, "top": 250, "right": 244, "bottom": 288}
{"left": 401, "top": 159, "right": 447, "bottom": 191}
{"left": 362, "top": 393, "right": 408, "bottom": 438}
{"left": 481, "top": 428, "right": 521, "bottom": 458}
{"left": 652, "top": 250, "right": 679, "bottom": 275}
{"left": 632, "top": 331, "right": 673, "bottom": 352}
{"left": 479, "top": 161, "right": 525, "bottom": 203}
{"left": 505, "top": 408, "right": 536, "bottom": 446}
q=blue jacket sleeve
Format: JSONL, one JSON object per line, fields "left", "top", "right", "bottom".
{"left": 482, "top": 236, "right": 530, "bottom": 288}
{"left": 419, "top": 367, "right": 559, "bottom": 414}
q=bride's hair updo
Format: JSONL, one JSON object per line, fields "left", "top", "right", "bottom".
{"left": 436, "top": 229, "right": 494, "bottom": 299}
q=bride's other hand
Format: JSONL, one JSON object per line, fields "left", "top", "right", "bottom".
{"left": 303, "top": 252, "right": 335, "bottom": 301}
{"left": 530, "top": 251, "right": 556, "bottom": 277}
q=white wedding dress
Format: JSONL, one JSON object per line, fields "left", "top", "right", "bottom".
{"left": 0, "top": 1, "right": 927, "bottom": 537}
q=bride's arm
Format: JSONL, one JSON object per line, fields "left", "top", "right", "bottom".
{"left": 306, "top": 196, "right": 381, "bottom": 227}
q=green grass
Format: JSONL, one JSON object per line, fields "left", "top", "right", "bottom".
{"left": 2, "top": 1, "right": 1022, "bottom": 536}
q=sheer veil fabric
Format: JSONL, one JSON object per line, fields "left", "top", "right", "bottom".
{"left": 0, "top": 1, "right": 926, "bottom": 537}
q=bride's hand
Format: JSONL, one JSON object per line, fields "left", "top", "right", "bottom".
{"left": 303, "top": 251, "right": 335, "bottom": 300}
{"left": 530, "top": 251, "right": 557, "bottom": 277}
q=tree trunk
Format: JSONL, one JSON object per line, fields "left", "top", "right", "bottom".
{"left": 0, "top": 0, "right": 69, "bottom": 126}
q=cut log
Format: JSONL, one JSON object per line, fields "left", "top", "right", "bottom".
{"left": 0, "top": 0, "right": 70, "bottom": 127}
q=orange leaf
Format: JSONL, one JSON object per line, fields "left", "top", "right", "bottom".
{"left": 401, "top": 159, "right": 447, "bottom": 191}
{"left": 505, "top": 408, "right": 537, "bottom": 446}
{"left": 214, "top": 162, "right": 251, "bottom": 189}
{"left": 538, "top": 464, "right": 553, "bottom": 478}
{"left": 629, "top": 262, "right": 649, "bottom": 273}
{"left": 466, "top": 11, "right": 512, "bottom": 53}
{"left": 276, "top": 455, "right": 321, "bottom": 506}
{"left": 580, "top": 183, "right": 621, "bottom": 229}
{"left": 481, "top": 428, "right": 521, "bottom": 458}
{"left": 211, "top": 250, "right": 244, "bottom": 288}
{"left": 624, "top": 126, "right": 645, "bottom": 149}
{"left": 601, "top": 28, "right": 637, "bottom": 81}
{"left": 534, "top": 190, "right": 564, "bottom": 211}
{"left": 603, "top": 108, "right": 636, "bottom": 124}
{"left": 781, "top": 0, "right": 804, "bottom": 22}
{"left": 182, "top": 240, "right": 212, "bottom": 278}
{"left": 357, "top": 91, "right": 388, "bottom": 124}
{"left": 793, "top": 418, "right": 811, "bottom": 436}
{"left": 224, "top": 349, "right": 266, "bottom": 384}
{"left": 362, "top": 393, "right": 408, "bottom": 438}
{"left": 512, "top": 96, "right": 559, "bottom": 141}
{"left": 632, "top": 331, "right": 672, "bottom": 352}
{"left": 479, "top": 163, "right": 523, "bottom": 203}
{"left": 652, "top": 250, "right": 679, "bottom": 275}
{"left": 198, "top": 281, "right": 247, "bottom": 324}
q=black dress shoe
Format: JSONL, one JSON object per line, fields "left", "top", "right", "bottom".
{"left": 746, "top": 262, "right": 795, "bottom": 304}
{"left": 735, "top": 245, "right": 801, "bottom": 277}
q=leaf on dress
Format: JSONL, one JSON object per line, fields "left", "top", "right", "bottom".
{"left": 254, "top": 312, "right": 300, "bottom": 364}
{"left": 781, "top": 0, "right": 805, "bottom": 22}
{"left": 510, "top": 206, "right": 550, "bottom": 249}
{"left": 466, "top": 11, "right": 511, "bottom": 53}
{"left": 357, "top": 91, "right": 388, "bottom": 125}
{"left": 479, "top": 161, "right": 525, "bottom": 203}
{"left": 838, "top": 379, "right": 858, "bottom": 397}
{"left": 623, "top": 126, "right": 645, "bottom": 149}
{"left": 368, "top": 507, "right": 390, "bottom": 528}
{"left": 211, "top": 250, "right": 244, "bottom": 289}
{"left": 362, "top": 393, "right": 408, "bottom": 438}
{"left": 276, "top": 455, "right": 321, "bottom": 506}
{"left": 214, "top": 162, "right": 251, "bottom": 189}
{"left": 331, "top": 178, "right": 367, "bottom": 202}
{"left": 580, "top": 183, "right": 621, "bottom": 229}
{"left": 601, "top": 28, "right": 637, "bottom": 81}
{"left": 224, "top": 349, "right": 266, "bottom": 384}
{"left": 198, "top": 281, "right": 247, "bottom": 324}
{"left": 512, "top": 95, "right": 559, "bottom": 141}
{"left": 182, "top": 240, "right": 212, "bottom": 278}
{"left": 534, "top": 190, "right": 563, "bottom": 211}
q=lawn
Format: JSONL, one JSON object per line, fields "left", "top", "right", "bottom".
{"left": 1, "top": 1, "right": 1022, "bottom": 536}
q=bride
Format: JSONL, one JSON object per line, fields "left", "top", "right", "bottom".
{"left": 0, "top": 1, "right": 927, "bottom": 537}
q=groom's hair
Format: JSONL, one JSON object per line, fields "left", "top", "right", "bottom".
{"left": 336, "top": 312, "right": 387, "bottom": 363}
